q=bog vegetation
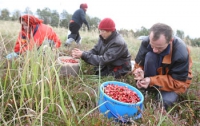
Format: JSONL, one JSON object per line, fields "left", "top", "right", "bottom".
{"left": 0, "top": 20, "right": 200, "bottom": 126}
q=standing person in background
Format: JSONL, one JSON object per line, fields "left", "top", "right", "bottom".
{"left": 133, "top": 23, "right": 192, "bottom": 110}
{"left": 71, "top": 18, "right": 131, "bottom": 78}
{"left": 6, "top": 14, "right": 61, "bottom": 59}
{"left": 65, "top": 3, "right": 90, "bottom": 46}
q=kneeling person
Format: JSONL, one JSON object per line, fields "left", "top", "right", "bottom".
{"left": 71, "top": 18, "right": 132, "bottom": 78}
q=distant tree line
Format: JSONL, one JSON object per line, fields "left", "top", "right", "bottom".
{"left": 0, "top": 7, "right": 200, "bottom": 46}
{"left": 133, "top": 26, "right": 200, "bottom": 47}
{"left": 0, "top": 7, "right": 101, "bottom": 31}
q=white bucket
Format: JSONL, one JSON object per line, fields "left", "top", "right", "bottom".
{"left": 131, "top": 60, "right": 135, "bottom": 71}
{"left": 57, "top": 56, "right": 80, "bottom": 76}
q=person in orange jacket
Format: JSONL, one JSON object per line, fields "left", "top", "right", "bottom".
{"left": 133, "top": 23, "right": 192, "bottom": 110}
{"left": 6, "top": 14, "right": 61, "bottom": 59}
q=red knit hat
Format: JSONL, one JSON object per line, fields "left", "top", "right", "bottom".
{"left": 80, "top": 3, "right": 88, "bottom": 9}
{"left": 98, "top": 18, "right": 116, "bottom": 31}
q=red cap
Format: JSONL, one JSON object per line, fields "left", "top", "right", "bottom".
{"left": 80, "top": 3, "right": 88, "bottom": 9}
{"left": 98, "top": 18, "right": 116, "bottom": 31}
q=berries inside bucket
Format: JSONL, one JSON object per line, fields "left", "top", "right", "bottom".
{"left": 61, "top": 59, "right": 78, "bottom": 63}
{"left": 104, "top": 84, "right": 140, "bottom": 103}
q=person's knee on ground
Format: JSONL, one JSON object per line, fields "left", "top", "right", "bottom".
{"left": 157, "top": 91, "right": 178, "bottom": 110}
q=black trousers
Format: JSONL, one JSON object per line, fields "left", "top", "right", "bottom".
{"left": 68, "top": 22, "right": 81, "bottom": 41}
{"left": 95, "top": 62, "right": 131, "bottom": 78}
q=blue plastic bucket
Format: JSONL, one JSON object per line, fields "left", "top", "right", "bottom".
{"left": 98, "top": 81, "right": 144, "bottom": 122}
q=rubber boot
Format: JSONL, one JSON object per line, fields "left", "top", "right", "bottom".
{"left": 76, "top": 36, "right": 82, "bottom": 44}
{"left": 65, "top": 38, "right": 75, "bottom": 46}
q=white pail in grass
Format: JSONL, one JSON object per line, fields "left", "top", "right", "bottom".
{"left": 131, "top": 60, "right": 135, "bottom": 71}
{"left": 57, "top": 56, "right": 80, "bottom": 76}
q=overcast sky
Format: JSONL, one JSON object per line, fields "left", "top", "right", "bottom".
{"left": 0, "top": 0, "right": 200, "bottom": 38}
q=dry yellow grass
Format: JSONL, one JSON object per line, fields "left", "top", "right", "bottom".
{"left": 1, "top": 20, "right": 200, "bottom": 62}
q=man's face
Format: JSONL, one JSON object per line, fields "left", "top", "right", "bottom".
{"left": 99, "top": 30, "right": 112, "bottom": 39}
{"left": 149, "top": 32, "right": 170, "bottom": 54}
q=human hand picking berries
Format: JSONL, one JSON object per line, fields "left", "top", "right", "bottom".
{"left": 133, "top": 68, "right": 144, "bottom": 81}
{"left": 72, "top": 48, "right": 83, "bottom": 59}
{"left": 136, "top": 77, "right": 150, "bottom": 89}
{"left": 133, "top": 68, "right": 150, "bottom": 89}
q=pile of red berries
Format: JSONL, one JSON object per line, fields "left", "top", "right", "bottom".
{"left": 104, "top": 84, "right": 140, "bottom": 103}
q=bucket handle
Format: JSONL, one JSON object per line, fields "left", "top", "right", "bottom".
{"left": 104, "top": 97, "right": 143, "bottom": 123}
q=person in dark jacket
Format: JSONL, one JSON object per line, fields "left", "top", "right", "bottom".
{"left": 133, "top": 23, "right": 193, "bottom": 110}
{"left": 65, "top": 3, "right": 89, "bottom": 46}
{"left": 71, "top": 18, "right": 132, "bottom": 78}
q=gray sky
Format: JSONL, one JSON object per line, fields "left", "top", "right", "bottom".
{"left": 0, "top": 0, "right": 200, "bottom": 38}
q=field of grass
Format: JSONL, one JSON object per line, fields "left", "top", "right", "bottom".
{"left": 0, "top": 20, "right": 200, "bottom": 126}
